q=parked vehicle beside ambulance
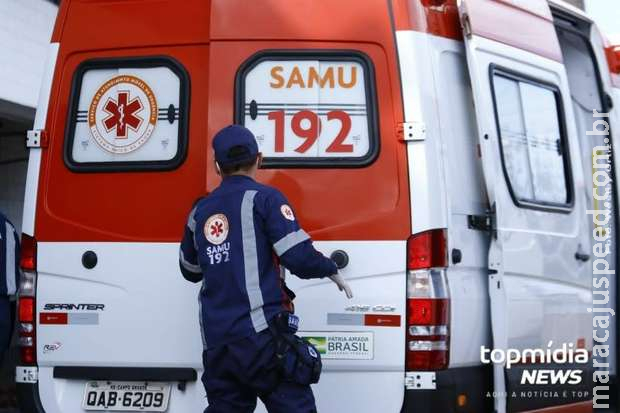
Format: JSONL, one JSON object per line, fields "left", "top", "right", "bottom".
{"left": 11, "top": 0, "right": 618, "bottom": 412}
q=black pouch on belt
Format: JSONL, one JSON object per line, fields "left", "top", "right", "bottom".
{"left": 269, "top": 312, "right": 322, "bottom": 385}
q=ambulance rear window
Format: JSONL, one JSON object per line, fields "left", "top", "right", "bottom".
{"left": 64, "top": 57, "right": 189, "bottom": 172}
{"left": 235, "top": 51, "right": 379, "bottom": 167}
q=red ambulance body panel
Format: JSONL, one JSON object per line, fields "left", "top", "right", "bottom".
{"left": 391, "top": 0, "right": 462, "bottom": 40}
{"left": 605, "top": 43, "right": 620, "bottom": 88}
{"left": 391, "top": 0, "right": 563, "bottom": 64}
{"left": 36, "top": 0, "right": 410, "bottom": 242}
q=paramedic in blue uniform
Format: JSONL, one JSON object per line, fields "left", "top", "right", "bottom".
{"left": 0, "top": 212, "right": 19, "bottom": 364}
{"left": 179, "top": 125, "right": 353, "bottom": 413}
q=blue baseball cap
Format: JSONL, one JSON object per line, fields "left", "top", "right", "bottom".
{"left": 212, "top": 125, "right": 259, "bottom": 166}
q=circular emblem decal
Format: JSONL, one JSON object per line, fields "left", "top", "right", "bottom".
{"left": 88, "top": 75, "right": 157, "bottom": 154}
{"left": 308, "top": 346, "right": 318, "bottom": 359}
{"left": 204, "top": 214, "right": 229, "bottom": 245}
{"left": 281, "top": 204, "right": 295, "bottom": 221}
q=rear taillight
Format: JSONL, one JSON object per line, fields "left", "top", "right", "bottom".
{"left": 20, "top": 234, "right": 37, "bottom": 271}
{"left": 406, "top": 229, "right": 450, "bottom": 371}
{"left": 18, "top": 234, "right": 37, "bottom": 365}
{"left": 407, "top": 229, "right": 447, "bottom": 270}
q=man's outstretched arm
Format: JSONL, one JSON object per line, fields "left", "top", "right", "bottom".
{"left": 262, "top": 190, "right": 336, "bottom": 279}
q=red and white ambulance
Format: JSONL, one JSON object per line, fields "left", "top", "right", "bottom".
{"left": 10, "top": 0, "right": 618, "bottom": 412}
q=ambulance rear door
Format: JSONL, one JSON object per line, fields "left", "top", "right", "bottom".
{"left": 207, "top": 0, "right": 410, "bottom": 410}
{"left": 457, "top": 1, "right": 593, "bottom": 412}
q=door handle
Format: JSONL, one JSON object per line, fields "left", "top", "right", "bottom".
{"left": 82, "top": 250, "right": 98, "bottom": 269}
{"left": 574, "top": 252, "right": 590, "bottom": 262}
{"left": 330, "top": 250, "right": 349, "bottom": 269}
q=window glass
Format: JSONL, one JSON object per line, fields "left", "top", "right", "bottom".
{"left": 520, "top": 83, "right": 567, "bottom": 204}
{"left": 66, "top": 59, "right": 187, "bottom": 170}
{"left": 238, "top": 54, "right": 377, "bottom": 166}
{"left": 493, "top": 73, "right": 570, "bottom": 207}
{"left": 494, "top": 76, "right": 534, "bottom": 200}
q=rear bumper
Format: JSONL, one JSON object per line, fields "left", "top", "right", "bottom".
{"left": 401, "top": 365, "right": 493, "bottom": 413}
{"left": 18, "top": 365, "right": 616, "bottom": 413}
{"left": 17, "top": 366, "right": 198, "bottom": 413}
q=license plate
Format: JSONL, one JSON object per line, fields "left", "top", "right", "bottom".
{"left": 82, "top": 381, "right": 171, "bottom": 411}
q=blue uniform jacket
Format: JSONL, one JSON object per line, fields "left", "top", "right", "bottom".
{"left": 179, "top": 175, "right": 336, "bottom": 349}
{"left": 0, "top": 213, "right": 20, "bottom": 297}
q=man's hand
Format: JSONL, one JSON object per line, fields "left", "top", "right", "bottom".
{"left": 329, "top": 273, "right": 353, "bottom": 299}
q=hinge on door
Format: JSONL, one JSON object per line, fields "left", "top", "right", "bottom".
{"left": 467, "top": 214, "right": 491, "bottom": 232}
{"left": 26, "top": 129, "right": 48, "bottom": 148}
{"left": 397, "top": 122, "right": 426, "bottom": 142}
{"left": 460, "top": 12, "right": 472, "bottom": 38}
{"left": 467, "top": 205, "right": 496, "bottom": 237}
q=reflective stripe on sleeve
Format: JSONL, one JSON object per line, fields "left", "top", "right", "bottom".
{"left": 179, "top": 249, "right": 202, "bottom": 274}
{"left": 187, "top": 206, "right": 199, "bottom": 250}
{"left": 273, "top": 229, "right": 310, "bottom": 256}
{"left": 5, "top": 222, "right": 16, "bottom": 296}
{"left": 187, "top": 206, "right": 197, "bottom": 232}
{"left": 198, "top": 282, "right": 207, "bottom": 349}
{"left": 241, "top": 190, "right": 268, "bottom": 333}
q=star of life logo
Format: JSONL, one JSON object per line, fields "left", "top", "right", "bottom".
{"left": 205, "top": 214, "right": 229, "bottom": 245}
{"left": 281, "top": 204, "right": 295, "bottom": 221}
{"left": 88, "top": 75, "right": 157, "bottom": 154}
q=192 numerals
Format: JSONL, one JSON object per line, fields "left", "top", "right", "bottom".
{"left": 268, "top": 110, "right": 353, "bottom": 154}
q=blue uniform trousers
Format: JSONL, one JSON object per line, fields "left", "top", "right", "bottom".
{"left": 202, "top": 329, "right": 316, "bottom": 413}
{"left": 0, "top": 296, "right": 14, "bottom": 363}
